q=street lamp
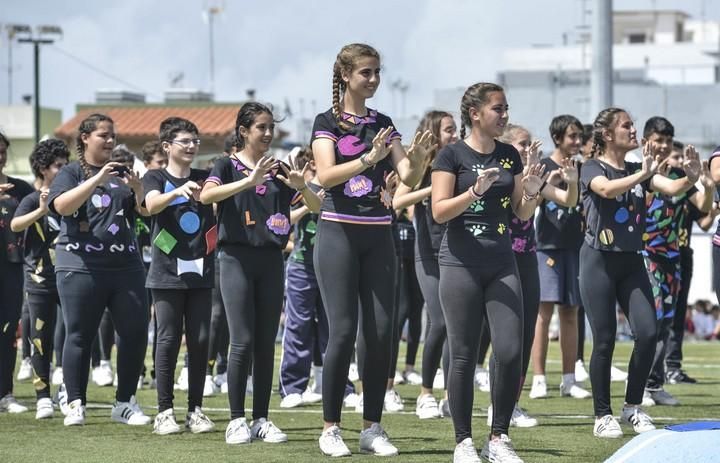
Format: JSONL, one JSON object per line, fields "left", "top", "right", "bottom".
{"left": 18, "top": 24, "right": 63, "bottom": 143}
{"left": 5, "top": 24, "right": 32, "bottom": 104}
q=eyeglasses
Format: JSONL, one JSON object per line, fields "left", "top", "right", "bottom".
{"left": 171, "top": 138, "right": 201, "bottom": 147}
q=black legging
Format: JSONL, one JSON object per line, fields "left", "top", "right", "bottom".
{"left": 315, "top": 220, "right": 395, "bottom": 424}
{"left": 440, "top": 256, "right": 523, "bottom": 442}
{"left": 666, "top": 247, "right": 693, "bottom": 370}
{"left": 220, "top": 245, "right": 284, "bottom": 421}
{"left": 91, "top": 309, "right": 115, "bottom": 368}
{"left": 207, "top": 259, "right": 229, "bottom": 376}
{"left": 21, "top": 301, "right": 31, "bottom": 362}
{"left": 26, "top": 292, "right": 60, "bottom": 399}
{"left": 0, "top": 263, "right": 23, "bottom": 397}
{"left": 578, "top": 244, "right": 657, "bottom": 417}
{"left": 54, "top": 305, "right": 65, "bottom": 368}
{"left": 57, "top": 270, "right": 148, "bottom": 404}
{"left": 577, "top": 306, "right": 586, "bottom": 362}
{"left": 417, "top": 257, "right": 446, "bottom": 389}
{"left": 389, "top": 255, "right": 423, "bottom": 378}
{"left": 153, "top": 288, "right": 211, "bottom": 413}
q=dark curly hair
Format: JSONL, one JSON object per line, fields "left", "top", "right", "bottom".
{"left": 30, "top": 138, "right": 70, "bottom": 179}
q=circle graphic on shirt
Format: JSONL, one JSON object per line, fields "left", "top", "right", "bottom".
{"left": 614, "top": 207, "right": 629, "bottom": 224}
{"left": 337, "top": 135, "right": 366, "bottom": 157}
{"left": 179, "top": 211, "right": 200, "bottom": 234}
{"left": 599, "top": 228, "right": 614, "bottom": 246}
{"left": 628, "top": 226, "right": 634, "bottom": 232}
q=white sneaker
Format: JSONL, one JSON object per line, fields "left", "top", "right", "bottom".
{"left": 35, "top": 397, "right": 54, "bottom": 419}
{"left": 280, "top": 393, "right": 303, "bottom": 409}
{"left": 0, "top": 394, "right": 28, "bottom": 413}
{"left": 488, "top": 404, "right": 539, "bottom": 428}
{"left": 64, "top": 399, "right": 85, "bottom": 426}
{"left": 16, "top": 357, "right": 33, "bottom": 381}
{"left": 642, "top": 390, "right": 656, "bottom": 407}
{"left": 433, "top": 369, "right": 445, "bottom": 390}
{"left": 250, "top": 418, "right": 287, "bottom": 443}
{"left": 220, "top": 381, "right": 229, "bottom": 394}
{"left": 153, "top": 408, "right": 182, "bottom": 435}
{"left": 203, "top": 374, "right": 218, "bottom": 397}
{"left": 384, "top": 389, "right": 404, "bottom": 412}
{"left": 475, "top": 367, "right": 490, "bottom": 392}
{"left": 611, "top": 366, "right": 628, "bottom": 382}
{"left": 454, "top": 438, "right": 481, "bottom": 463}
{"left": 186, "top": 406, "right": 215, "bottom": 433}
{"left": 416, "top": 394, "right": 441, "bottom": 419}
{"left": 529, "top": 377, "right": 547, "bottom": 399}
{"left": 174, "top": 367, "right": 189, "bottom": 391}
{"left": 393, "top": 370, "right": 405, "bottom": 385}
{"left": 301, "top": 388, "right": 322, "bottom": 404}
{"left": 560, "top": 382, "right": 591, "bottom": 399}
{"left": 621, "top": 406, "right": 655, "bottom": 433}
{"left": 348, "top": 363, "right": 359, "bottom": 382}
{"left": 56, "top": 383, "right": 69, "bottom": 415}
{"left": 439, "top": 398, "right": 451, "bottom": 418}
{"left": 92, "top": 361, "right": 114, "bottom": 387}
{"left": 403, "top": 369, "right": 423, "bottom": 386}
{"left": 354, "top": 393, "right": 364, "bottom": 414}
{"left": 343, "top": 392, "right": 360, "bottom": 409}
{"left": 593, "top": 414, "right": 623, "bottom": 438}
{"left": 51, "top": 367, "right": 64, "bottom": 386}
{"left": 319, "top": 425, "right": 352, "bottom": 457}
{"left": 225, "top": 417, "right": 251, "bottom": 444}
{"left": 480, "top": 434, "right": 524, "bottom": 463}
{"left": 575, "top": 360, "right": 589, "bottom": 383}
{"left": 213, "top": 372, "right": 227, "bottom": 390}
{"left": 359, "top": 423, "right": 398, "bottom": 456}
{"left": 111, "top": 395, "right": 151, "bottom": 425}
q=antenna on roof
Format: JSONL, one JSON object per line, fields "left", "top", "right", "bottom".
{"left": 169, "top": 72, "right": 185, "bottom": 88}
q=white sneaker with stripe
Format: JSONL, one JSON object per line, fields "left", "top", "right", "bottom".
{"left": 111, "top": 395, "right": 151, "bottom": 425}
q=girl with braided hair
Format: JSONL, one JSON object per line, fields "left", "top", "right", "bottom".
{"left": 311, "top": 43, "right": 434, "bottom": 457}
{"left": 48, "top": 113, "right": 151, "bottom": 427}
{"left": 579, "top": 108, "right": 701, "bottom": 439}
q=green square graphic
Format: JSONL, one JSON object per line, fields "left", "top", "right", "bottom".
{"left": 153, "top": 228, "right": 177, "bottom": 255}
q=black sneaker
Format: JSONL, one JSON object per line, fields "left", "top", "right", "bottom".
{"left": 666, "top": 369, "right": 697, "bottom": 384}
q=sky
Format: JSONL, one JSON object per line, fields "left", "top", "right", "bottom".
{"left": 2, "top": 0, "right": 720, "bottom": 139}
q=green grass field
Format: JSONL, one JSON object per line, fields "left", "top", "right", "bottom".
{"left": 2, "top": 341, "right": 719, "bottom": 462}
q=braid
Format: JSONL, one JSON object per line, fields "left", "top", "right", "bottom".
{"left": 460, "top": 125, "right": 467, "bottom": 140}
{"left": 332, "top": 69, "right": 350, "bottom": 131}
{"left": 77, "top": 150, "right": 93, "bottom": 181}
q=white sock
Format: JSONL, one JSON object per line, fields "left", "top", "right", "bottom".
{"left": 562, "top": 373, "right": 575, "bottom": 386}
{"left": 533, "top": 375, "right": 546, "bottom": 385}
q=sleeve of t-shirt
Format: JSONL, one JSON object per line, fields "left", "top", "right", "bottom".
{"left": 310, "top": 112, "right": 338, "bottom": 144}
{"left": 378, "top": 113, "right": 402, "bottom": 144}
{"left": 141, "top": 170, "right": 164, "bottom": 208}
{"left": 580, "top": 159, "right": 605, "bottom": 190}
{"left": 206, "top": 157, "right": 231, "bottom": 186}
{"left": 14, "top": 178, "right": 34, "bottom": 198}
{"left": 507, "top": 145, "right": 523, "bottom": 176}
{"left": 14, "top": 192, "right": 40, "bottom": 218}
{"left": 48, "top": 163, "right": 82, "bottom": 215}
{"left": 432, "top": 145, "right": 456, "bottom": 174}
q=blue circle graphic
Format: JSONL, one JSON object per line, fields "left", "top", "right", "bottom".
{"left": 614, "top": 207, "right": 629, "bottom": 224}
{"left": 179, "top": 211, "right": 200, "bottom": 234}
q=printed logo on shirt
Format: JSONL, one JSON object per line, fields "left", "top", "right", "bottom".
{"left": 337, "top": 134, "right": 367, "bottom": 157}
{"left": 343, "top": 175, "right": 372, "bottom": 197}
{"left": 469, "top": 200, "right": 485, "bottom": 213}
{"left": 266, "top": 213, "right": 290, "bottom": 235}
{"left": 500, "top": 158, "right": 513, "bottom": 169}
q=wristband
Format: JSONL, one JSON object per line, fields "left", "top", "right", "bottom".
{"left": 360, "top": 153, "right": 373, "bottom": 167}
{"left": 523, "top": 191, "right": 540, "bottom": 201}
{"left": 468, "top": 186, "right": 483, "bottom": 199}
{"left": 298, "top": 183, "right": 308, "bottom": 192}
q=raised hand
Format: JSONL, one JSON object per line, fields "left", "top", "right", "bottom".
{"left": 406, "top": 130, "right": 437, "bottom": 166}
{"left": 641, "top": 143, "right": 665, "bottom": 178}
{"left": 700, "top": 159, "right": 714, "bottom": 189}
{"left": 247, "top": 155, "right": 277, "bottom": 186}
{"left": 682, "top": 144, "right": 701, "bottom": 183}
{"left": 385, "top": 171, "right": 400, "bottom": 196}
{"left": 560, "top": 158, "right": 579, "bottom": 184}
{"left": 174, "top": 180, "right": 202, "bottom": 200}
{"left": 522, "top": 162, "right": 548, "bottom": 197}
{"left": 365, "top": 126, "right": 395, "bottom": 165}
{"left": 277, "top": 157, "right": 310, "bottom": 190}
{"left": 473, "top": 167, "right": 501, "bottom": 197}
{"left": 38, "top": 188, "right": 50, "bottom": 212}
{"left": 0, "top": 182, "right": 14, "bottom": 195}
{"left": 95, "top": 162, "right": 123, "bottom": 184}
{"left": 122, "top": 169, "right": 143, "bottom": 194}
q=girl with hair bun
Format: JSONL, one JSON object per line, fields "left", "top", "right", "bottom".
{"left": 432, "top": 83, "right": 546, "bottom": 463}
{"left": 311, "top": 43, "right": 433, "bottom": 457}
{"left": 579, "top": 108, "right": 700, "bottom": 439}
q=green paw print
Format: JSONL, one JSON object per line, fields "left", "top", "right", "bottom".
{"left": 467, "top": 224, "right": 486, "bottom": 237}
{"left": 472, "top": 164, "right": 485, "bottom": 176}
{"left": 500, "top": 158, "right": 513, "bottom": 169}
{"left": 497, "top": 223, "right": 507, "bottom": 234}
{"left": 500, "top": 196, "right": 511, "bottom": 209}
{"left": 469, "top": 200, "right": 485, "bottom": 213}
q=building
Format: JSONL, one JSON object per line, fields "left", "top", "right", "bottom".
{"left": 0, "top": 104, "right": 62, "bottom": 177}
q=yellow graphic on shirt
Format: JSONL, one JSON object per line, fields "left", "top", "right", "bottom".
{"left": 500, "top": 196, "right": 511, "bottom": 209}
{"left": 497, "top": 223, "right": 507, "bottom": 234}
{"left": 33, "top": 337, "right": 44, "bottom": 356}
{"left": 599, "top": 228, "right": 615, "bottom": 246}
{"left": 500, "top": 158, "right": 513, "bottom": 169}
{"left": 35, "top": 318, "right": 45, "bottom": 331}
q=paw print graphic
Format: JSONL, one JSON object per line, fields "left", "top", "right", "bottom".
{"left": 472, "top": 164, "right": 485, "bottom": 176}
{"left": 500, "top": 158, "right": 513, "bottom": 169}
{"left": 500, "top": 196, "right": 511, "bottom": 209}
{"left": 467, "top": 224, "right": 486, "bottom": 237}
{"left": 497, "top": 223, "right": 507, "bottom": 234}
{"left": 469, "top": 200, "right": 485, "bottom": 213}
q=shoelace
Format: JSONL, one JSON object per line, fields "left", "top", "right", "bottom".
{"left": 492, "top": 435, "right": 520, "bottom": 459}
{"left": 228, "top": 420, "right": 247, "bottom": 435}
{"left": 324, "top": 428, "right": 345, "bottom": 445}
{"left": 629, "top": 409, "right": 653, "bottom": 427}
{"left": 257, "top": 421, "right": 277, "bottom": 438}
{"left": 420, "top": 396, "right": 438, "bottom": 409}
{"left": 596, "top": 416, "right": 619, "bottom": 433}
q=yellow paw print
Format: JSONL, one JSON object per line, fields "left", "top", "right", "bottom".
{"left": 500, "top": 158, "right": 513, "bottom": 169}
{"left": 500, "top": 196, "right": 511, "bottom": 209}
{"left": 497, "top": 223, "right": 507, "bottom": 234}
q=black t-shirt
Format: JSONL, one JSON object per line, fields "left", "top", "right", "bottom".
{"left": 48, "top": 161, "right": 144, "bottom": 273}
{"left": 0, "top": 176, "right": 33, "bottom": 264}
{"left": 414, "top": 170, "right": 445, "bottom": 261}
{"left": 142, "top": 168, "right": 216, "bottom": 289}
{"left": 207, "top": 156, "right": 296, "bottom": 249}
{"left": 310, "top": 109, "right": 400, "bottom": 225}
{"left": 14, "top": 191, "right": 60, "bottom": 293}
{"left": 581, "top": 159, "right": 651, "bottom": 252}
{"left": 536, "top": 157, "right": 584, "bottom": 251}
{"left": 509, "top": 213, "right": 536, "bottom": 254}
{"left": 433, "top": 140, "right": 523, "bottom": 266}
{"left": 392, "top": 214, "right": 415, "bottom": 259}
{"left": 679, "top": 200, "right": 705, "bottom": 249}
